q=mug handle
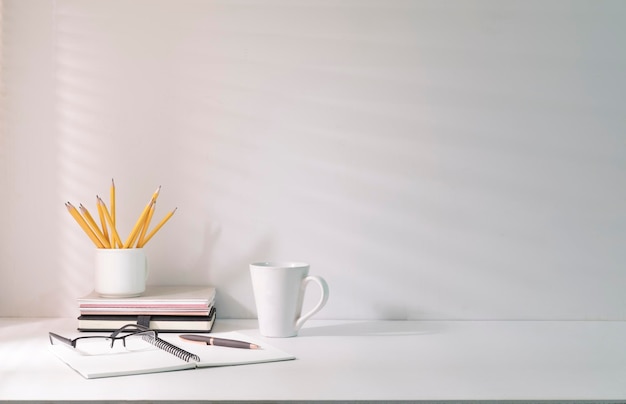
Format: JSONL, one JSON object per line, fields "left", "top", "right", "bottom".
{"left": 295, "top": 276, "right": 329, "bottom": 331}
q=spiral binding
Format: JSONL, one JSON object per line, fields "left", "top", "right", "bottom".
{"left": 143, "top": 335, "right": 200, "bottom": 362}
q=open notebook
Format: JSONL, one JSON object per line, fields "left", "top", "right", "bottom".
{"left": 49, "top": 331, "right": 295, "bottom": 379}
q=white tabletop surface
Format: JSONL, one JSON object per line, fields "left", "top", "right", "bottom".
{"left": 1, "top": 318, "right": 625, "bottom": 402}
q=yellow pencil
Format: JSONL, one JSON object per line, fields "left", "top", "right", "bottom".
{"left": 150, "top": 185, "right": 162, "bottom": 202}
{"left": 137, "top": 201, "right": 156, "bottom": 248}
{"left": 65, "top": 202, "right": 104, "bottom": 248}
{"left": 122, "top": 186, "right": 160, "bottom": 248}
{"left": 96, "top": 195, "right": 110, "bottom": 246}
{"left": 79, "top": 203, "right": 111, "bottom": 248}
{"left": 123, "top": 199, "right": 155, "bottom": 248}
{"left": 139, "top": 207, "right": 177, "bottom": 247}
{"left": 98, "top": 197, "right": 123, "bottom": 248}
{"left": 110, "top": 178, "right": 116, "bottom": 232}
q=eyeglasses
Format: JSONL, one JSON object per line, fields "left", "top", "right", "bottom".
{"left": 49, "top": 323, "right": 158, "bottom": 352}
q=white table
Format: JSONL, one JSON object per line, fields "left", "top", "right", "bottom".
{"left": 1, "top": 318, "right": 625, "bottom": 402}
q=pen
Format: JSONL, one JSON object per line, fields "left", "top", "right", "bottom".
{"left": 179, "top": 334, "right": 260, "bottom": 349}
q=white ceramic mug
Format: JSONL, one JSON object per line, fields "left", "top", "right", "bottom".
{"left": 94, "top": 248, "right": 148, "bottom": 298}
{"left": 250, "top": 262, "right": 329, "bottom": 337}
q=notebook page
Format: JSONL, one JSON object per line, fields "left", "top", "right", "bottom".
{"left": 49, "top": 331, "right": 294, "bottom": 378}
{"left": 173, "top": 331, "right": 296, "bottom": 367}
{"left": 49, "top": 338, "right": 194, "bottom": 378}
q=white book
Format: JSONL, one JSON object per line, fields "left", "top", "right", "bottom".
{"left": 49, "top": 331, "right": 295, "bottom": 379}
{"left": 78, "top": 285, "right": 216, "bottom": 310}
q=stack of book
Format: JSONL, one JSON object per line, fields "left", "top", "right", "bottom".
{"left": 77, "top": 285, "right": 216, "bottom": 333}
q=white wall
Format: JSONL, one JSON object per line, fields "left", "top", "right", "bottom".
{"left": 1, "top": 0, "right": 625, "bottom": 320}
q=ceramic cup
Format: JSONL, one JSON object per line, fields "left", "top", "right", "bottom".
{"left": 250, "top": 262, "right": 329, "bottom": 337}
{"left": 94, "top": 248, "right": 148, "bottom": 298}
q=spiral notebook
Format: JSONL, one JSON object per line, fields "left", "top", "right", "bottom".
{"left": 49, "top": 331, "right": 295, "bottom": 379}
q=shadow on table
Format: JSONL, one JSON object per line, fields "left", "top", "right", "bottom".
{"left": 297, "top": 320, "right": 443, "bottom": 337}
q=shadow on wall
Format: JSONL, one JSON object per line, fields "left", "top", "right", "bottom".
{"left": 20, "top": 0, "right": 625, "bottom": 320}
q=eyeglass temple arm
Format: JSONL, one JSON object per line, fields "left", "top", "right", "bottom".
{"left": 49, "top": 332, "right": 73, "bottom": 346}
